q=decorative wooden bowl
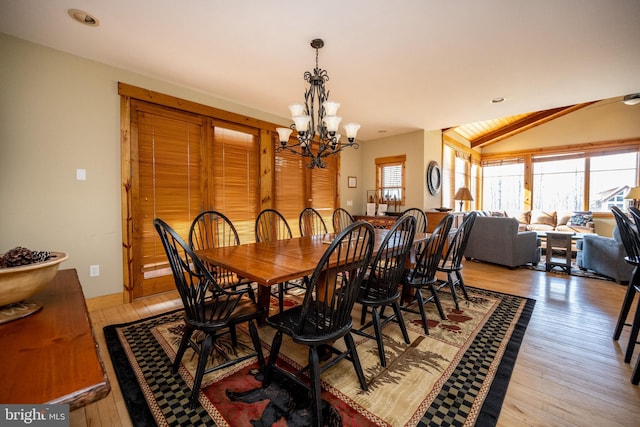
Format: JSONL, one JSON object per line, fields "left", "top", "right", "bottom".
{"left": 0, "top": 252, "right": 68, "bottom": 307}
{"left": 435, "top": 207, "right": 452, "bottom": 212}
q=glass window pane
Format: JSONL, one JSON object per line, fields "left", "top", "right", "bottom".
{"left": 589, "top": 152, "right": 637, "bottom": 212}
{"left": 533, "top": 158, "right": 584, "bottom": 211}
{"left": 482, "top": 163, "right": 524, "bottom": 211}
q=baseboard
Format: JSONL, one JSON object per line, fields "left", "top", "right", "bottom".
{"left": 86, "top": 292, "right": 126, "bottom": 312}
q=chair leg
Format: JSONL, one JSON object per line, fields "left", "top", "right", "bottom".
{"left": 360, "top": 305, "right": 368, "bottom": 326}
{"left": 391, "top": 301, "right": 411, "bottom": 345}
{"left": 370, "top": 307, "right": 386, "bottom": 367}
{"left": 344, "top": 332, "right": 368, "bottom": 391}
{"left": 457, "top": 272, "right": 470, "bottom": 301}
{"left": 278, "top": 283, "right": 285, "bottom": 313}
{"left": 415, "top": 289, "right": 430, "bottom": 335}
{"left": 229, "top": 325, "right": 238, "bottom": 347}
{"left": 429, "top": 283, "right": 446, "bottom": 320}
{"left": 308, "top": 346, "right": 323, "bottom": 427}
{"left": 633, "top": 352, "right": 640, "bottom": 385}
{"left": 447, "top": 272, "right": 459, "bottom": 310}
{"left": 173, "top": 325, "right": 194, "bottom": 373}
{"left": 247, "top": 319, "right": 265, "bottom": 369}
{"left": 263, "top": 331, "right": 283, "bottom": 385}
{"left": 190, "top": 333, "right": 213, "bottom": 409}
{"left": 624, "top": 295, "right": 640, "bottom": 363}
{"left": 614, "top": 272, "right": 638, "bottom": 340}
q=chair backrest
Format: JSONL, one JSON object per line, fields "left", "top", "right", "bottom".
{"left": 332, "top": 208, "right": 355, "bottom": 233}
{"left": 408, "top": 214, "right": 454, "bottom": 283}
{"left": 299, "top": 207, "right": 328, "bottom": 237}
{"left": 612, "top": 206, "right": 640, "bottom": 263}
{"left": 296, "top": 221, "right": 374, "bottom": 340}
{"left": 255, "top": 209, "right": 293, "bottom": 242}
{"left": 189, "top": 210, "right": 243, "bottom": 287}
{"left": 399, "top": 208, "right": 427, "bottom": 234}
{"left": 359, "top": 214, "right": 416, "bottom": 303}
{"left": 441, "top": 211, "right": 478, "bottom": 268}
{"left": 154, "top": 218, "right": 244, "bottom": 326}
{"left": 190, "top": 210, "right": 241, "bottom": 250}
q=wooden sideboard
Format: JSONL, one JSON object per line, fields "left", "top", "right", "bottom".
{"left": 355, "top": 211, "right": 465, "bottom": 232}
{"left": 0, "top": 269, "right": 111, "bottom": 410}
{"left": 353, "top": 215, "right": 398, "bottom": 229}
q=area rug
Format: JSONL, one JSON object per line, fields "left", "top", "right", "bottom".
{"left": 104, "top": 289, "right": 535, "bottom": 427}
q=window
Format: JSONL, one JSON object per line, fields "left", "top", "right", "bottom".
{"left": 482, "top": 161, "right": 524, "bottom": 211}
{"left": 589, "top": 152, "right": 637, "bottom": 212}
{"left": 533, "top": 157, "right": 584, "bottom": 211}
{"left": 375, "top": 155, "right": 406, "bottom": 205}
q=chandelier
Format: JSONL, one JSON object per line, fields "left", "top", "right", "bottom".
{"left": 276, "top": 39, "right": 360, "bottom": 169}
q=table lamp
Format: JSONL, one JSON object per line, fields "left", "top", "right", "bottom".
{"left": 453, "top": 187, "right": 473, "bottom": 212}
{"left": 624, "top": 187, "right": 640, "bottom": 209}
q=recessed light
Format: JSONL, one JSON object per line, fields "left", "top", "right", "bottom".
{"left": 623, "top": 93, "right": 640, "bottom": 106}
{"left": 491, "top": 97, "right": 505, "bottom": 104}
{"left": 68, "top": 9, "right": 99, "bottom": 27}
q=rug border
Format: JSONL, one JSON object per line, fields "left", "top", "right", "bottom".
{"left": 104, "top": 291, "right": 536, "bottom": 427}
{"left": 103, "top": 308, "right": 184, "bottom": 427}
{"left": 472, "top": 288, "right": 536, "bottom": 427}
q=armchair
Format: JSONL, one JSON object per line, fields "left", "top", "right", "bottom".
{"left": 464, "top": 216, "right": 541, "bottom": 268}
{"left": 576, "top": 226, "right": 634, "bottom": 283}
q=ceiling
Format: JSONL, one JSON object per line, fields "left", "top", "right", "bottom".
{"left": 1, "top": 0, "right": 639, "bottom": 142}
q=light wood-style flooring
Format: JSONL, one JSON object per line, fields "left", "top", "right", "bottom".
{"left": 72, "top": 261, "right": 640, "bottom": 426}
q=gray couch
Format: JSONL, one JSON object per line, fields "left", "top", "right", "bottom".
{"left": 576, "top": 226, "right": 634, "bottom": 283}
{"left": 464, "top": 216, "right": 541, "bottom": 268}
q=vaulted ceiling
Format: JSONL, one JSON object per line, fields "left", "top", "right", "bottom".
{"left": 1, "top": 1, "right": 638, "bottom": 142}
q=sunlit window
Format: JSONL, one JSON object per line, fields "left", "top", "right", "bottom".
{"left": 482, "top": 162, "right": 524, "bottom": 211}
{"left": 589, "top": 152, "right": 637, "bottom": 212}
{"left": 533, "top": 157, "right": 584, "bottom": 211}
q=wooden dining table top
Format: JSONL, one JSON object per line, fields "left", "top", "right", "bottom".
{"left": 196, "top": 228, "right": 429, "bottom": 287}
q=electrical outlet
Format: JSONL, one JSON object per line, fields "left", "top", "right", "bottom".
{"left": 89, "top": 264, "right": 100, "bottom": 277}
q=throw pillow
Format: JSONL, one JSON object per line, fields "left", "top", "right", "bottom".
{"left": 567, "top": 211, "right": 593, "bottom": 227}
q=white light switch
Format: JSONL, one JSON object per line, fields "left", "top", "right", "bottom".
{"left": 76, "top": 168, "right": 87, "bottom": 181}
{"left": 346, "top": 200, "right": 353, "bottom": 206}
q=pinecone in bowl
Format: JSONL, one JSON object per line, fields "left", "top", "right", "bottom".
{"left": 0, "top": 247, "right": 52, "bottom": 268}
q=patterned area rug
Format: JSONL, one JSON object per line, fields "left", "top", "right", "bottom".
{"left": 104, "top": 288, "right": 534, "bottom": 427}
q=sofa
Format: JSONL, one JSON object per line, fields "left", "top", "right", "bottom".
{"left": 480, "top": 210, "right": 596, "bottom": 234}
{"left": 576, "top": 226, "right": 634, "bottom": 283}
{"left": 464, "top": 216, "right": 541, "bottom": 268}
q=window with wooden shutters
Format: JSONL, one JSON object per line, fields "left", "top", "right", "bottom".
{"left": 134, "top": 101, "right": 204, "bottom": 296}
{"left": 376, "top": 155, "right": 406, "bottom": 205}
{"left": 275, "top": 140, "right": 339, "bottom": 235}
{"left": 211, "top": 122, "right": 259, "bottom": 243}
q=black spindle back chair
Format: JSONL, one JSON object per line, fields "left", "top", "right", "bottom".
{"left": 299, "top": 207, "right": 328, "bottom": 237}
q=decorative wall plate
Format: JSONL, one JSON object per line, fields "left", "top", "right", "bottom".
{"left": 426, "top": 161, "right": 441, "bottom": 195}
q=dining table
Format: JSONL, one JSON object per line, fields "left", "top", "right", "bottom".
{"left": 196, "top": 228, "right": 429, "bottom": 317}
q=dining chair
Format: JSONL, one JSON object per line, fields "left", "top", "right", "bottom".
{"left": 255, "top": 208, "right": 297, "bottom": 313}
{"left": 332, "top": 207, "right": 354, "bottom": 233}
{"left": 354, "top": 214, "right": 416, "bottom": 367}
{"left": 262, "top": 220, "right": 374, "bottom": 427}
{"left": 612, "top": 206, "right": 640, "bottom": 366}
{"left": 401, "top": 214, "right": 454, "bottom": 335}
{"left": 399, "top": 207, "right": 428, "bottom": 234}
{"left": 436, "top": 211, "right": 478, "bottom": 310}
{"left": 154, "top": 218, "right": 265, "bottom": 409}
{"left": 299, "top": 207, "right": 328, "bottom": 237}
{"left": 189, "top": 210, "right": 255, "bottom": 300}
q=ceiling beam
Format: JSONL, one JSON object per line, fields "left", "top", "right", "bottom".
{"left": 469, "top": 102, "right": 596, "bottom": 149}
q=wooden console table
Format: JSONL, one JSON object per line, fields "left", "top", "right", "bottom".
{"left": 0, "top": 269, "right": 111, "bottom": 410}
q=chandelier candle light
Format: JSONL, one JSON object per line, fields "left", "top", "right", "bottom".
{"left": 276, "top": 39, "right": 360, "bottom": 169}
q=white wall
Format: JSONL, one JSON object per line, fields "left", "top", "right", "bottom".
{"left": 0, "top": 34, "right": 288, "bottom": 298}
{"left": 357, "top": 129, "right": 443, "bottom": 214}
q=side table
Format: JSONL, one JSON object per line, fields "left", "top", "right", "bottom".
{"left": 545, "top": 232, "right": 574, "bottom": 273}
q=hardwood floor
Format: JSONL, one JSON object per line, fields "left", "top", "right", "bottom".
{"left": 72, "top": 261, "right": 640, "bottom": 426}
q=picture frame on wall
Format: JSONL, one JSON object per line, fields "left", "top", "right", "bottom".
{"left": 348, "top": 176, "right": 357, "bottom": 188}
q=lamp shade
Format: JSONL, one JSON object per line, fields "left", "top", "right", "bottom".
{"left": 453, "top": 187, "right": 474, "bottom": 201}
{"left": 624, "top": 187, "right": 640, "bottom": 200}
